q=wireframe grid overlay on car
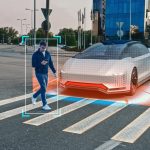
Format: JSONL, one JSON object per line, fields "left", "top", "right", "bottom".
{"left": 60, "top": 40, "right": 150, "bottom": 96}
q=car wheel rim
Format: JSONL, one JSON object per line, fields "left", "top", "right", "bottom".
{"left": 132, "top": 70, "right": 137, "bottom": 85}
{"left": 131, "top": 69, "right": 137, "bottom": 93}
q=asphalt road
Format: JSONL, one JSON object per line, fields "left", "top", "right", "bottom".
{"left": 0, "top": 45, "right": 150, "bottom": 150}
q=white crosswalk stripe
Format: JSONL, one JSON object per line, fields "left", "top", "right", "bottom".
{"left": 112, "top": 108, "right": 150, "bottom": 143}
{"left": 24, "top": 99, "right": 96, "bottom": 126}
{"left": 95, "top": 140, "right": 122, "bottom": 150}
{"left": 0, "top": 95, "right": 66, "bottom": 121}
{"left": 0, "top": 93, "right": 32, "bottom": 106}
{"left": 63, "top": 102, "right": 127, "bottom": 134}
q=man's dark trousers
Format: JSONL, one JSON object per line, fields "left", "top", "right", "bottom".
{"left": 33, "top": 73, "right": 48, "bottom": 106}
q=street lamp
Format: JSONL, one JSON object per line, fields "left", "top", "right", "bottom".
{"left": 25, "top": 8, "right": 39, "bottom": 30}
{"left": 23, "top": 24, "right": 30, "bottom": 35}
{"left": 34, "top": 0, "right": 37, "bottom": 50}
{"left": 17, "top": 18, "right": 26, "bottom": 36}
{"left": 25, "top": 8, "right": 33, "bottom": 30}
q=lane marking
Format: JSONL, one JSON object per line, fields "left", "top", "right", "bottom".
{"left": 95, "top": 140, "right": 122, "bottom": 150}
{"left": 0, "top": 93, "right": 32, "bottom": 106}
{"left": 63, "top": 103, "right": 127, "bottom": 134}
{"left": 0, "top": 95, "right": 66, "bottom": 121}
{"left": 112, "top": 108, "right": 150, "bottom": 143}
{"left": 24, "top": 99, "right": 96, "bottom": 126}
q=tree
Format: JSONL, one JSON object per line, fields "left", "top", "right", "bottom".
{"left": 0, "top": 27, "right": 18, "bottom": 44}
{"left": 28, "top": 28, "right": 53, "bottom": 39}
{"left": 27, "top": 28, "right": 54, "bottom": 46}
{"left": 58, "top": 28, "right": 76, "bottom": 46}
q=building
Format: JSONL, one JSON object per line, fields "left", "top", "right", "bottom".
{"left": 92, "top": 0, "right": 105, "bottom": 36}
{"left": 93, "top": 0, "right": 150, "bottom": 39}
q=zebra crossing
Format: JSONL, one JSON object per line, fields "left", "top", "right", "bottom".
{"left": 0, "top": 93, "right": 150, "bottom": 149}
{"left": 0, "top": 94, "right": 66, "bottom": 121}
{"left": 63, "top": 102, "right": 127, "bottom": 134}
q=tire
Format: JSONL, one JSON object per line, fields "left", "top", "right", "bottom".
{"left": 128, "top": 68, "right": 138, "bottom": 96}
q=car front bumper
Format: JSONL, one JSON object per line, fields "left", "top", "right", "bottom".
{"left": 59, "top": 72, "right": 130, "bottom": 94}
{"left": 59, "top": 80, "right": 129, "bottom": 94}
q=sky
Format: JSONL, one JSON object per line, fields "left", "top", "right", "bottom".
{"left": 0, "top": 0, "right": 92, "bottom": 35}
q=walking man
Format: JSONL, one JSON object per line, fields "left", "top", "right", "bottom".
{"left": 32, "top": 41, "right": 56, "bottom": 110}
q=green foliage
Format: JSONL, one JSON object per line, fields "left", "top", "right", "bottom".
{"left": 0, "top": 27, "right": 18, "bottom": 44}
{"left": 58, "top": 28, "right": 76, "bottom": 46}
{"left": 28, "top": 28, "right": 56, "bottom": 46}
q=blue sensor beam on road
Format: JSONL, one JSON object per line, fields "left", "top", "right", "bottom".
{"left": 24, "top": 98, "right": 96, "bottom": 126}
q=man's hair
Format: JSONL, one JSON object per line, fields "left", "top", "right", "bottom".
{"left": 39, "top": 41, "right": 46, "bottom": 47}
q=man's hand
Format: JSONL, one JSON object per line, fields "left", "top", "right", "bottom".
{"left": 53, "top": 72, "right": 57, "bottom": 78}
{"left": 41, "top": 60, "right": 48, "bottom": 65}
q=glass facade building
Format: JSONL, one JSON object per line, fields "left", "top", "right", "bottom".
{"left": 93, "top": 0, "right": 105, "bottom": 35}
{"left": 93, "top": 0, "right": 150, "bottom": 39}
{"left": 93, "top": 0, "right": 102, "bottom": 13}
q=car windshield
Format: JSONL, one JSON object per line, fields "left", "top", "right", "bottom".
{"left": 74, "top": 43, "right": 126, "bottom": 60}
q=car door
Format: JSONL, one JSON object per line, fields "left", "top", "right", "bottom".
{"left": 130, "top": 44, "right": 150, "bottom": 82}
{"left": 137, "top": 44, "right": 150, "bottom": 79}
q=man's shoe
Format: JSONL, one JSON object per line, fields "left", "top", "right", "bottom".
{"left": 31, "top": 96, "right": 37, "bottom": 105}
{"left": 42, "top": 104, "right": 51, "bottom": 111}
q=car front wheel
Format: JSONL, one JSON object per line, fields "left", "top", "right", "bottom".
{"left": 128, "top": 68, "right": 138, "bottom": 96}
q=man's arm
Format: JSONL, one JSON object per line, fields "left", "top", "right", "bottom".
{"left": 48, "top": 53, "right": 56, "bottom": 74}
{"left": 32, "top": 53, "right": 37, "bottom": 68}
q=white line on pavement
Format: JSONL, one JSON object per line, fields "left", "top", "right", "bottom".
{"left": 0, "top": 93, "right": 32, "bottom": 106}
{"left": 112, "top": 108, "right": 150, "bottom": 143}
{"left": 63, "top": 102, "right": 127, "bottom": 134}
{"left": 0, "top": 95, "right": 66, "bottom": 121}
{"left": 95, "top": 140, "right": 122, "bottom": 150}
{"left": 24, "top": 99, "right": 96, "bottom": 126}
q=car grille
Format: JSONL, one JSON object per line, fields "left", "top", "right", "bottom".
{"left": 62, "top": 73, "right": 126, "bottom": 88}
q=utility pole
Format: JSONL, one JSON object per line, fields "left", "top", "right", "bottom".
{"left": 77, "top": 10, "right": 80, "bottom": 50}
{"left": 2, "top": 34, "right": 4, "bottom": 44}
{"left": 34, "top": 0, "right": 36, "bottom": 50}
{"left": 77, "top": 9, "right": 82, "bottom": 50}
{"left": 17, "top": 19, "right": 26, "bottom": 36}
{"left": 26, "top": 8, "right": 39, "bottom": 46}
{"left": 65, "top": 34, "right": 67, "bottom": 46}
{"left": 84, "top": 8, "right": 86, "bottom": 49}
{"left": 91, "top": 7, "right": 93, "bottom": 46}
{"left": 25, "top": 9, "right": 33, "bottom": 29}
{"left": 23, "top": 24, "right": 30, "bottom": 35}
{"left": 46, "top": 0, "right": 50, "bottom": 47}
{"left": 41, "top": 0, "right": 52, "bottom": 48}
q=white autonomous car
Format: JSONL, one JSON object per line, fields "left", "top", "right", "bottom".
{"left": 60, "top": 41, "right": 150, "bottom": 95}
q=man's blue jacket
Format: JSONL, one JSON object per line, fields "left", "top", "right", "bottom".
{"left": 32, "top": 49, "right": 56, "bottom": 74}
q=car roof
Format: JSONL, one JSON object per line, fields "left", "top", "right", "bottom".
{"left": 102, "top": 40, "right": 140, "bottom": 46}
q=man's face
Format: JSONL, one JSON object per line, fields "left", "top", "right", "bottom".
{"left": 40, "top": 45, "right": 46, "bottom": 52}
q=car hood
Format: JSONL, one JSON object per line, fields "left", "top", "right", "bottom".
{"left": 62, "top": 58, "right": 130, "bottom": 76}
